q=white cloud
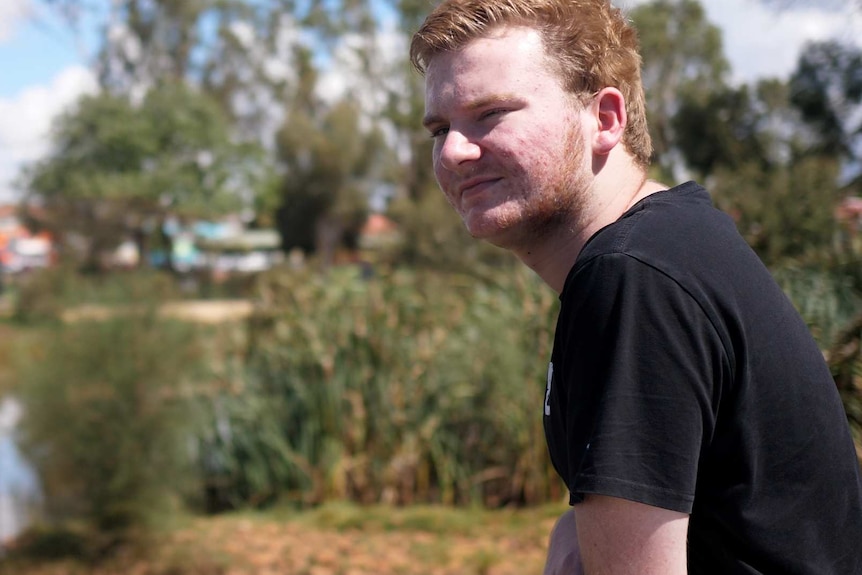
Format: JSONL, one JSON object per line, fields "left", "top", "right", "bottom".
{"left": 619, "top": 0, "right": 862, "bottom": 84}
{"left": 702, "top": 0, "right": 862, "bottom": 83}
{"left": 0, "top": 65, "right": 98, "bottom": 202}
{"left": 0, "top": 0, "right": 31, "bottom": 44}
{"left": 0, "top": 0, "right": 30, "bottom": 44}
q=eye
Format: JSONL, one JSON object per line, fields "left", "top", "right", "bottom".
{"left": 428, "top": 125, "right": 449, "bottom": 139}
{"left": 479, "top": 108, "right": 507, "bottom": 121}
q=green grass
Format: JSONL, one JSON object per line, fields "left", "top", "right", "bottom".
{"left": 271, "top": 500, "right": 568, "bottom": 536}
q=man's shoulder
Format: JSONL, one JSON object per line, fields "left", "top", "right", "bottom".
{"left": 585, "top": 181, "right": 720, "bottom": 254}
{"left": 571, "top": 180, "right": 754, "bottom": 288}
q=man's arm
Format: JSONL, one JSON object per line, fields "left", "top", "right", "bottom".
{"left": 575, "top": 494, "right": 689, "bottom": 575}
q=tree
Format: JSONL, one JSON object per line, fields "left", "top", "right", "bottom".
{"left": 711, "top": 156, "right": 843, "bottom": 266}
{"left": 23, "top": 83, "right": 264, "bottom": 271}
{"left": 383, "top": 0, "right": 439, "bottom": 203}
{"left": 672, "top": 78, "right": 813, "bottom": 179}
{"left": 34, "top": 0, "right": 412, "bottom": 264}
{"left": 789, "top": 40, "right": 862, "bottom": 160}
{"left": 275, "top": 88, "right": 387, "bottom": 264}
{"left": 672, "top": 85, "right": 769, "bottom": 177}
{"left": 630, "top": 0, "right": 730, "bottom": 180}
{"left": 33, "top": 0, "right": 520, "bottom": 269}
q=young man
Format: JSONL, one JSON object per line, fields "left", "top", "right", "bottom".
{"left": 410, "top": 1, "right": 862, "bottom": 573}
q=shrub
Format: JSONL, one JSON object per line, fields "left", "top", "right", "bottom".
{"left": 198, "top": 264, "right": 564, "bottom": 508}
{"left": 17, "top": 312, "right": 203, "bottom": 537}
{"left": 13, "top": 266, "right": 180, "bottom": 324}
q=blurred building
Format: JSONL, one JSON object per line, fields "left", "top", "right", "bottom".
{"left": 0, "top": 205, "right": 55, "bottom": 274}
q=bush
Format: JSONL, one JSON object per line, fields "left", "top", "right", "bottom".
{"left": 17, "top": 312, "right": 204, "bottom": 537}
{"left": 12, "top": 266, "right": 180, "bottom": 324}
{"left": 198, "top": 264, "right": 564, "bottom": 509}
{"left": 771, "top": 263, "right": 861, "bottom": 350}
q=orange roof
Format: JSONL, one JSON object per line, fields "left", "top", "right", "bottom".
{"left": 361, "top": 214, "right": 399, "bottom": 237}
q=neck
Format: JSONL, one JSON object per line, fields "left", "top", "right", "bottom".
{"left": 514, "top": 166, "right": 666, "bottom": 294}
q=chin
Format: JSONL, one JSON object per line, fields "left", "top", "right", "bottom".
{"left": 462, "top": 207, "right": 516, "bottom": 238}
{"left": 463, "top": 218, "right": 503, "bottom": 241}
{"left": 464, "top": 221, "right": 521, "bottom": 249}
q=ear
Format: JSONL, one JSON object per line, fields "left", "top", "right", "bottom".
{"left": 591, "top": 87, "right": 627, "bottom": 156}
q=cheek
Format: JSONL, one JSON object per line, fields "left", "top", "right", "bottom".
{"left": 432, "top": 158, "right": 448, "bottom": 187}
{"left": 501, "top": 145, "right": 551, "bottom": 183}
{"left": 432, "top": 159, "right": 457, "bottom": 205}
{"left": 497, "top": 133, "right": 552, "bottom": 169}
{"left": 431, "top": 147, "right": 445, "bottom": 179}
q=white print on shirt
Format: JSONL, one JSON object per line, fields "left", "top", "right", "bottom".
{"left": 545, "top": 362, "right": 553, "bottom": 416}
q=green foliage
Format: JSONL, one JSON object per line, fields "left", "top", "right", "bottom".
{"left": 387, "top": 189, "right": 518, "bottom": 275}
{"left": 671, "top": 82, "right": 798, "bottom": 178}
{"left": 4, "top": 524, "right": 95, "bottom": 563}
{"left": 631, "top": 0, "right": 730, "bottom": 175}
{"left": 275, "top": 92, "right": 393, "bottom": 260}
{"left": 17, "top": 312, "right": 204, "bottom": 536}
{"left": 22, "top": 83, "right": 266, "bottom": 270}
{"left": 711, "top": 157, "right": 842, "bottom": 267}
{"left": 27, "top": 85, "right": 245, "bottom": 211}
{"left": 284, "top": 500, "right": 566, "bottom": 535}
{"left": 12, "top": 266, "right": 180, "bottom": 323}
{"left": 790, "top": 40, "right": 862, "bottom": 159}
{"left": 22, "top": 0, "right": 862, "bottom": 523}
{"left": 772, "top": 263, "right": 862, "bottom": 350}
{"left": 198, "top": 265, "right": 562, "bottom": 509}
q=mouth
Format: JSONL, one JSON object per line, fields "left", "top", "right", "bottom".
{"left": 458, "top": 176, "right": 502, "bottom": 199}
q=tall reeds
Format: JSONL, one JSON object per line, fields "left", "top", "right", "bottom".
{"left": 201, "top": 265, "right": 565, "bottom": 508}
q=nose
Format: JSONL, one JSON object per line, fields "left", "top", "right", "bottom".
{"left": 437, "top": 129, "right": 481, "bottom": 173}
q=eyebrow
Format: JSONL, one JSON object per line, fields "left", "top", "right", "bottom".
{"left": 422, "top": 93, "right": 522, "bottom": 129}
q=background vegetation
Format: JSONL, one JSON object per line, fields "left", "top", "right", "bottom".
{"left": 2, "top": 0, "right": 862, "bottom": 571}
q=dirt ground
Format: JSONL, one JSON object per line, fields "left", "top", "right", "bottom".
{"left": 2, "top": 505, "right": 563, "bottom": 575}
{"left": 60, "top": 299, "right": 255, "bottom": 324}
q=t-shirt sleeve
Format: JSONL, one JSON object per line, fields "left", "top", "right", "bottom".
{"left": 557, "top": 252, "right": 726, "bottom": 514}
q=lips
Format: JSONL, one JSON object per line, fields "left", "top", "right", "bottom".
{"left": 458, "top": 176, "right": 502, "bottom": 199}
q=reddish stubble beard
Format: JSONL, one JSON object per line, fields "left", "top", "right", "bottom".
{"left": 472, "top": 126, "right": 592, "bottom": 253}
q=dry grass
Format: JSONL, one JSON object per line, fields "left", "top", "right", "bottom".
{"left": 60, "top": 300, "right": 254, "bottom": 324}
{"left": 2, "top": 503, "right": 567, "bottom": 575}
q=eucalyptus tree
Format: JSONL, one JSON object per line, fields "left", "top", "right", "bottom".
{"left": 23, "top": 0, "right": 281, "bottom": 272}
{"left": 670, "top": 78, "right": 813, "bottom": 179}
{"left": 274, "top": 87, "right": 387, "bottom": 264}
{"left": 679, "top": 43, "right": 858, "bottom": 268}
{"left": 383, "top": 0, "right": 439, "bottom": 203}
{"left": 789, "top": 41, "right": 862, "bottom": 163}
{"left": 630, "top": 0, "right": 730, "bottom": 180}
{"left": 33, "top": 0, "right": 404, "bottom": 262}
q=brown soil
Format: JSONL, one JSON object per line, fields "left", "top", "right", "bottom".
{"left": 60, "top": 300, "right": 254, "bottom": 324}
{"left": 2, "top": 506, "right": 562, "bottom": 575}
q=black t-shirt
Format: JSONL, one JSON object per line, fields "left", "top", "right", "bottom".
{"left": 543, "top": 181, "right": 862, "bottom": 574}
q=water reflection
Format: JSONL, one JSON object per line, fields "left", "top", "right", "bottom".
{"left": 0, "top": 397, "right": 40, "bottom": 546}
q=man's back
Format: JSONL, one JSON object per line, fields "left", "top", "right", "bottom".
{"left": 545, "top": 181, "right": 862, "bottom": 573}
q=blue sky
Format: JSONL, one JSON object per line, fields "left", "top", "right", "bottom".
{"left": 0, "top": 10, "right": 89, "bottom": 96}
{"left": 1, "top": 0, "right": 861, "bottom": 202}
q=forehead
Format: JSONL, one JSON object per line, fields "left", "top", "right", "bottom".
{"left": 424, "top": 27, "right": 558, "bottom": 107}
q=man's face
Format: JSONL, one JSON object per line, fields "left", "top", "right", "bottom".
{"left": 423, "top": 26, "right": 593, "bottom": 250}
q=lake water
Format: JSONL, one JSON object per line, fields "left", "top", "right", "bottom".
{"left": 0, "top": 396, "right": 40, "bottom": 545}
